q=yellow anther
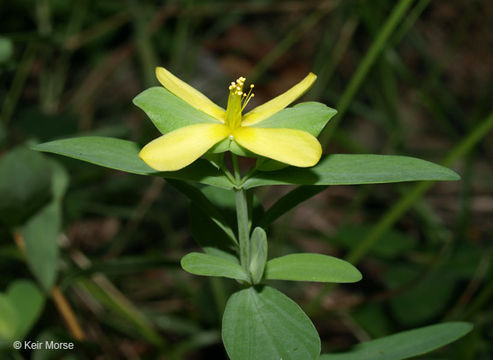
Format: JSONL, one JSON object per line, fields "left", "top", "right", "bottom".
{"left": 225, "top": 76, "right": 255, "bottom": 126}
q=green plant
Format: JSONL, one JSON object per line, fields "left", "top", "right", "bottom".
{"left": 31, "top": 66, "right": 472, "bottom": 359}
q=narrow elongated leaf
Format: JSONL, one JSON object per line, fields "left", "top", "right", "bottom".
{"left": 265, "top": 253, "right": 362, "bottom": 283}
{"left": 243, "top": 154, "right": 460, "bottom": 189}
{"left": 249, "top": 227, "right": 268, "bottom": 284}
{"left": 7, "top": 280, "right": 45, "bottom": 340}
{"left": 222, "top": 286, "right": 320, "bottom": 360}
{"left": 133, "top": 87, "right": 222, "bottom": 135}
{"left": 181, "top": 253, "right": 248, "bottom": 282}
{"left": 320, "top": 322, "right": 473, "bottom": 360}
{"left": 31, "top": 137, "right": 233, "bottom": 189}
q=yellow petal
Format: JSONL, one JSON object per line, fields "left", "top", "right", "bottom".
{"left": 232, "top": 127, "right": 322, "bottom": 167}
{"left": 156, "top": 67, "right": 226, "bottom": 121}
{"left": 140, "top": 124, "right": 230, "bottom": 171}
{"left": 242, "top": 73, "right": 317, "bottom": 126}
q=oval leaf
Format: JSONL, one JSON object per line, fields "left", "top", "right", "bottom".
{"left": 31, "top": 137, "right": 233, "bottom": 189}
{"left": 181, "top": 252, "right": 248, "bottom": 282}
{"left": 244, "top": 154, "right": 460, "bottom": 189}
{"left": 320, "top": 322, "right": 473, "bottom": 360}
{"left": 222, "top": 286, "right": 320, "bottom": 360}
{"left": 265, "top": 253, "right": 362, "bottom": 283}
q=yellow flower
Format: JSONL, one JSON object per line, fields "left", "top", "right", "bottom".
{"left": 139, "top": 67, "right": 322, "bottom": 171}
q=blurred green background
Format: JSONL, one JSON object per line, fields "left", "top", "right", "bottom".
{"left": 1, "top": 0, "right": 492, "bottom": 359}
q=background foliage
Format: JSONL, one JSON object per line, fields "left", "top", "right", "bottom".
{"left": 1, "top": 0, "right": 492, "bottom": 358}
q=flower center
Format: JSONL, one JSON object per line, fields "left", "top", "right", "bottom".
{"left": 225, "top": 76, "right": 254, "bottom": 130}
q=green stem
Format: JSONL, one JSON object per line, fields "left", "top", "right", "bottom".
{"left": 232, "top": 154, "right": 252, "bottom": 280}
{"left": 235, "top": 188, "right": 251, "bottom": 279}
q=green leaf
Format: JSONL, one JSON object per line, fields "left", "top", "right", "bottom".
{"left": 222, "top": 286, "right": 320, "bottom": 360}
{"left": 181, "top": 253, "right": 248, "bottom": 282}
{"left": 249, "top": 227, "right": 268, "bottom": 284}
{"left": 265, "top": 253, "right": 362, "bottom": 283}
{"left": 133, "top": 87, "right": 222, "bottom": 135}
{"left": 0, "top": 295, "right": 17, "bottom": 346}
{"left": 21, "top": 160, "right": 67, "bottom": 291}
{"left": 0, "top": 147, "right": 52, "bottom": 227}
{"left": 7, "top": 280, "right": 45, "bottom": 340}
{"left": 22, "top": 202, "right": 60, "bottom": 291}
{"left": 252, "top": 102, "right": 337, "bottom": 136}
{"left": 243, "top": 154, "right": 460, "bottom": 189}
{"left": 320, "top": 322, "right": 473, "bottom": 360}
{"left": 31, "top": 137, "right": 233, "bottom": 189}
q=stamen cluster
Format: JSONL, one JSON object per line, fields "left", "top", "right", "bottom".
{"left": 228, "top": 77, "right": 255, "bottom": 111}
